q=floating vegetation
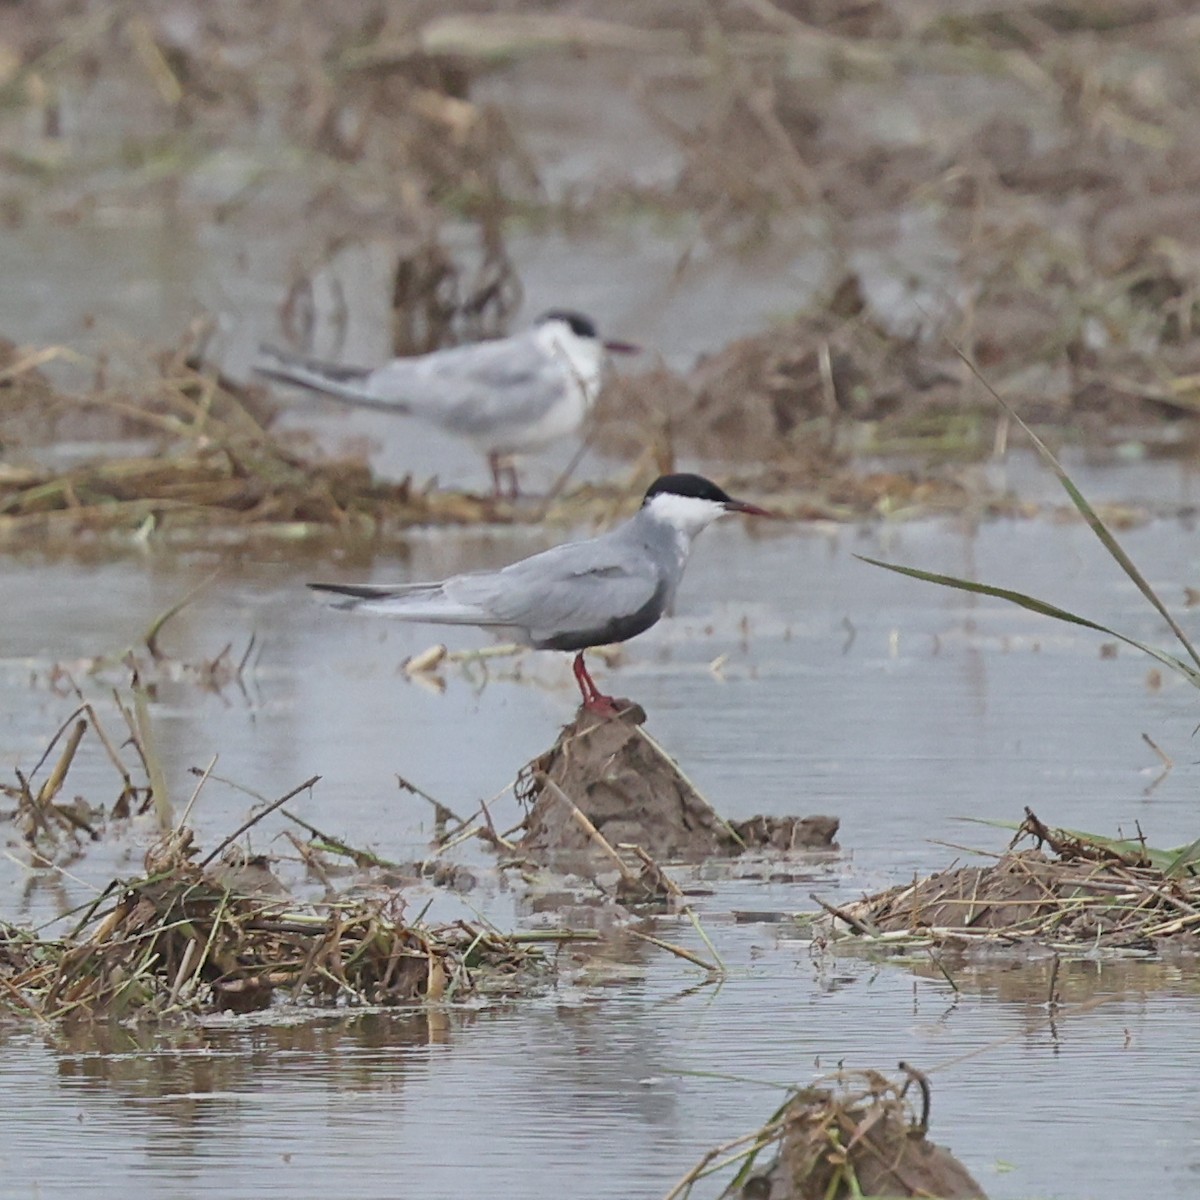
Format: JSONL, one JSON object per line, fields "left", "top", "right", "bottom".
{"left": 0, "top": 828, "right": 542, "bottom": 1020}
{"left": 666, "top": 1065, "right": 986, "bottom": 1200}
{"left": 0, "top": 743, "right": 547, "bottom": 1021}
{"left": 2, "top": 689, "right": 761, "bottom": 1018}
{"left": 0, "top": 352, "right": 507, "bottom": 549}
{"left": 817, "top": 809, "right": 1200, "bottom": 953}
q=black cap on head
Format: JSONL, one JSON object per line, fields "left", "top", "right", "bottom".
{"left": 642, "top": 473, "right": 733, "bottom": 505}
{"left": 536, "top": 309, "right": 598, "bottom": 339}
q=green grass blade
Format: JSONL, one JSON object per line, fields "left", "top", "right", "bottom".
{"left": 856, "top": 555, "right": 1200, "bottom": 687}
{"left": 957, "top": 815, "right": 1190, "bottom": 873}
{"left": 952, "top": 345, "right": 1200, "bottom": 675}
{"left": 1163, "top": 835, "right": 1200, "bottom": 879}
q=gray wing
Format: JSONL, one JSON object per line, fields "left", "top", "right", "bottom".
{"left": 367, "top": 332, "right": 566, "bottom": 437}
{"left": 444, "top": 532, "right": 664, "bottom": 647}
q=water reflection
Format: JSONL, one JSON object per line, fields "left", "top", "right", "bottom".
{"left": 4, "top": 948, "right": 1200, "bottom": 1198}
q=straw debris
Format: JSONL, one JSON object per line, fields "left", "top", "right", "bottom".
{"left": 821, "top": 809, "right": 1200, "bottom": 951}
{"left": 0, "top": 824, "right": 541, "bottom": 1021}
{"left": 1, "top": 697, "right": 159, "bottom": 861}
{"left": 0, "top": 353, "right": 505, "bottom": 549}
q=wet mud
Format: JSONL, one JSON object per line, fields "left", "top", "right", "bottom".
{"left": 516, "top": 703, "right": 839, "bottom": 866}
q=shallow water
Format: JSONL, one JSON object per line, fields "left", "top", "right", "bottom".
{"left": 5, "top": 513, "right": 1200, "bottom": 1197}
{"left": 7, "top": 35, "right": 1200, "bottom": 1200}
{"left": 8, "top": 514, "right": 1200, "bottom": 917}
{"left": 2, "top": 950, "right": 1198, "bottom": 1199}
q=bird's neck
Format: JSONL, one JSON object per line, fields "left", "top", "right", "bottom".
{"left": 639, "top": 509, "right": 703, "bottom": 566}
{"left": 534, "top": 325, "right": 605, "bottom": 397}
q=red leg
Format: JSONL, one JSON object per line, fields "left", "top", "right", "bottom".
{"left": 487, "top": 453, "right": 521, "bottom": 501}
{"left": 572, "top": 652, "right": 620, "bottom": 716}
{"left": 487, "top": 452, "right": 506, "bottom": 500}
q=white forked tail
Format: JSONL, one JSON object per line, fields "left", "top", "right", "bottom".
{"left": 307, "top": 582, "right": 494, "bottom": 624}
{"left": 254, "top": 347, "right": 411, "bottom": 415}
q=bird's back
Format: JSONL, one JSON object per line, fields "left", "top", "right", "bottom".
{"left": 365, "top": 331, "right": 580, "bottom": 447}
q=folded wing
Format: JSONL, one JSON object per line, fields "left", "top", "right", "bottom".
{"left": 309, "top": 532, "right": 663, "bottom": 649}
{"left": 370, "top": 333, "right": 563, "bottom": 438}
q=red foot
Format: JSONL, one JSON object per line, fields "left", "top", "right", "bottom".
{"left": 572, "top": 652, "right": 620, "bottom": 717}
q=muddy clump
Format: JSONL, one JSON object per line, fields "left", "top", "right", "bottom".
{"left": 742, "top": 1069, "right": 986, "bottom": 1200}
{"left": 516, "top": 704, "right": 838, "bottom": 865}
{"left": 822, "top": 809, "right": 1200, "bottom": 951}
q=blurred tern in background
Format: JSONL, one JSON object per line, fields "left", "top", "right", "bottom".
{"left": 256, "top": 310, "right": 638, "bottom": 498}
{"left": 309, "top": 473, "right": 773, "bottom": 715}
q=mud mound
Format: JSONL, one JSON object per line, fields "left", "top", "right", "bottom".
{"left": 823, "top": 809, "right": 1200, "bottom": 950}
{"left": 676, "top": 1066, "right": 985, "bottom": 1199}
{"left": 760, "top": 1073, "right": 985, "bottom": 1200}
{"left": 516, "top": 704, "right": 838, "bottom": 864}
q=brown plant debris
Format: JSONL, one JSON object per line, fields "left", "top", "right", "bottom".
{"left": 1, "top": 697, "right": 159, "bottom": 861}
{"left": 0, "top": 825, "right": 541, "bottom": 1021}
{"left": 821, "top": 808, "right": 1200, "bottom": 951}
{"left": 0, "top": 350, "right": 509, "bottom": 549}
{"left": 0, "top": 2, "right": 533, "bottom": 240}
{"left": 599, "top": 302, "right": 1200, "bottom": 481}
{"left": 516, "top": 704, "right": 839, "bottom": 872}
{"left": 668, "top": 1065, "right": 986, "bottom": 1200}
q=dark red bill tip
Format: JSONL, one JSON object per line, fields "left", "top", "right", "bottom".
{"left": 725, "top": 499, "right": 776, "bottom": 518}
{"left": 603, "top": 339, "right": 641, "bottom": 355}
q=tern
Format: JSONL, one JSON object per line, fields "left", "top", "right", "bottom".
{"left": 309, "top": 473, "right": 772, "bottom": 714}
{"left": 255, "top": 310, "right": 638, "bottom": 498}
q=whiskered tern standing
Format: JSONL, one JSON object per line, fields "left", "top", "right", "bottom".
{"left": 256, "top": 310, "right": 638, "bottom": 498}
{"left": 309, "top": 474, "right": 772, "bottom": 714}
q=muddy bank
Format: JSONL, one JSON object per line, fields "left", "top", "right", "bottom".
{"left": 673, "top": 1066, "right": 985, "bottom": 1200}
{"left": 516, "top": 704, "right": 838, "bottom": 873}
{"left": 817, "top": 809, "right": 1200, "bottom": 952}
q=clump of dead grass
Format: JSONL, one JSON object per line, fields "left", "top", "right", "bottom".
{"left": 0, "top": 820, "right": 541, "bottom": 1021}
{"left": 0, "top": 343, "right": 512, "bottom": 550}
{"left": 819, "top": 808, "right": 1200, "bottom": 952}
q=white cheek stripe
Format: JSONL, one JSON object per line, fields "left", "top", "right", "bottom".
{"left": 645, "top": 492, "right": 726, "bottom": 532}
